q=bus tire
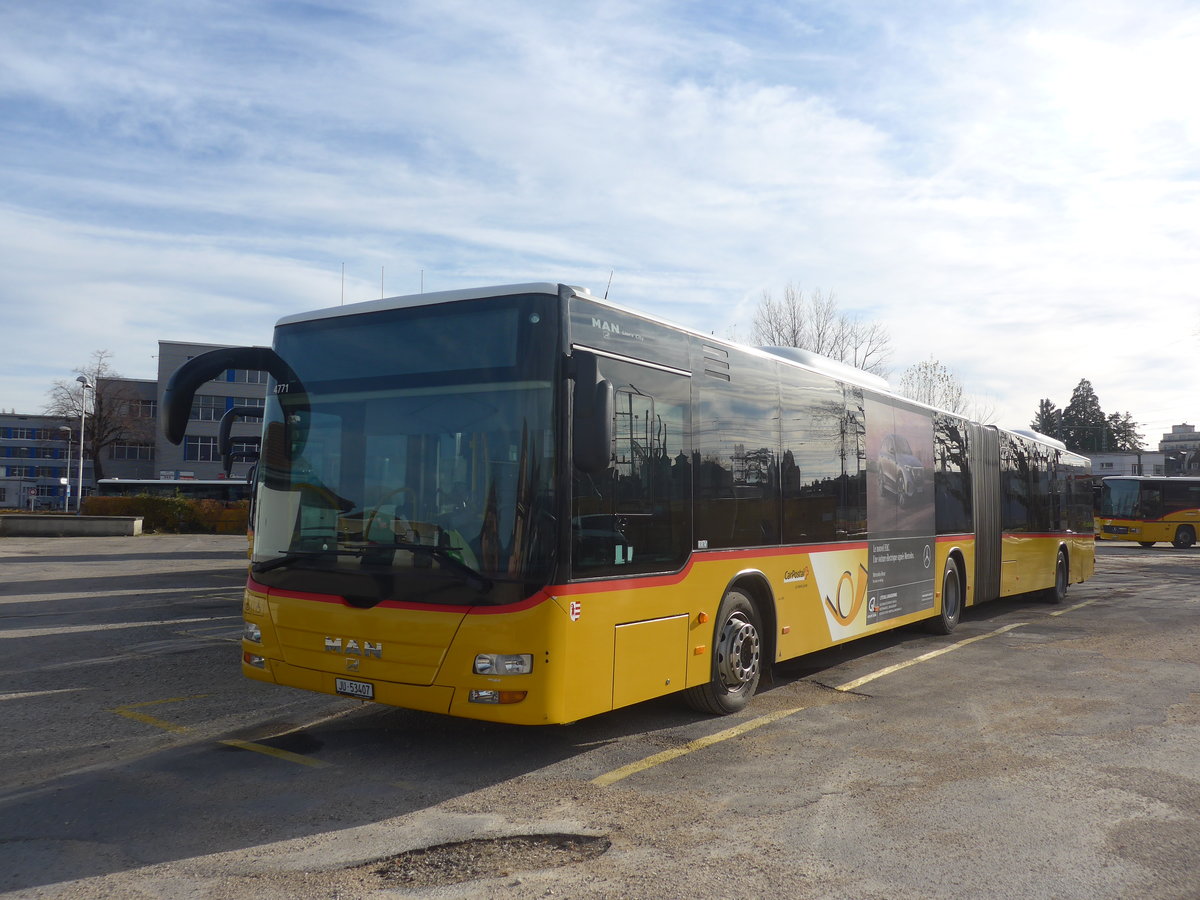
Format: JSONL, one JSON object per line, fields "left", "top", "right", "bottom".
{"left": 1138, "top": 542, "right": 1156, "bottom": 548}
{"left": 1173, "top": 526, "right": 1196, "bottom": 549}
{"left": 1045, "top": 549, "right": 1069, "bottom": 604}
{"left": 683, "top": 589, "right": 762, "bottom": 715}
{"left": 925, "top": 558, "right": 962, "bottom": 635}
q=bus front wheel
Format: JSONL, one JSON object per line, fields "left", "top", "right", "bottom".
{"left": 1173, "top": 526, "right": 1196, "bottom": 549}
{"left": 683, "top": 589, "right": 762, "bottom": 715}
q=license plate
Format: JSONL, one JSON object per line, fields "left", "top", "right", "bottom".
{"left": 335, "top": 678, "right": 374, "bottom": 700}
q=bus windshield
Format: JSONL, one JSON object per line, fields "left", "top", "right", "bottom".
{"left": 250, "top": 294, "right": 560, "bottom": 607}
{"left": 1099, "top": 479, "right": 1142, "bottom": 518}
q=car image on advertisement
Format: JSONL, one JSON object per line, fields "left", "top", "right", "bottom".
{"left": 878, "top": 433, "right": 926, "bottom": 507}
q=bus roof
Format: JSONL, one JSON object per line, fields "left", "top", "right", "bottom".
{"left": 271, "top": 281, "right": 1088, "bottom": 455}
{"left": 274, "top": 282, "right": 897, "bottom": 393}
{"left": 275, "top": 282, "right": 567, "bottom": 327}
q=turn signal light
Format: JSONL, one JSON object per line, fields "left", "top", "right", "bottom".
{"left": 243, "top": 652, "right": 266, "bottom": 669}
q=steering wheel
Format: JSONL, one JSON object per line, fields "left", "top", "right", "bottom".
{"left": 296, "top": 481, "right": 354, "bottom": 511}
{"left": 364, "top": 486, "right": 415, "bottom": 541}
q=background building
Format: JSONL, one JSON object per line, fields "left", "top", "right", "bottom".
{"left": 1160, "top": 424, "right": 1200, "bottom": 475}
{"left": 151, "top": 341, "right": 266, "bottom": 482}
{"left": 1089, "top": 451, "right": 1166, "bottom": 477}
{"left": 0, "top": 413, "right": 83, "bottom": 510}
{"left": 1, "top": 340, "right": 267, "bottom": 509}
{"left": 1088, "top": 424, "right": 1198, "bottom": 479}
{"left": 99, "top": 378, "right": 159, "bottom": 481}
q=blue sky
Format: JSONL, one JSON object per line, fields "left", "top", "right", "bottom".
{"left": 2, "top": 0, "right": 1197, "bottom": 444}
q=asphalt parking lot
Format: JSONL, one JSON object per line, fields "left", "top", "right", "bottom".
{"left": 0, "top": 535, "right": 1196, "bottom": 899}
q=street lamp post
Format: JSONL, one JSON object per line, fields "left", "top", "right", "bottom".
{"left": 57, "top": 425, "right": 72, "bottom": 512}
{"left": 76, "top": 376, "right": 93, "bottom": 514}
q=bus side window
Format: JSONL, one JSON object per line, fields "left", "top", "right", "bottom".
{"left": 571, "top": 362, "right": 691, "bottom": 578}
{"left": 1140, "top": 488, "right": 1163, "bottom": 518}
{"left": 695, "top": 355, "right": 780, "bottom": 549}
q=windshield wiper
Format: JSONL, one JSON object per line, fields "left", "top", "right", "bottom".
{"left": 251, "top": 548, "right": 366, "bottom": 573}
{"left": 390, "top": 541, "right": 493, "bottom": 592}
{"left": 252, "top": 543, "right": 493, "bottom": 594}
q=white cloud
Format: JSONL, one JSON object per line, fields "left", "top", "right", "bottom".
{"left": 0, "top": 0, "right": 1196, "bottom": 441}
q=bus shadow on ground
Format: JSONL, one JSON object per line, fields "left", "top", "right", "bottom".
{"left": 766, "top": 590, "right": 1063, "bottom": 687}
{"left": 0, "top": 690, "right": 708, "bottom": 893}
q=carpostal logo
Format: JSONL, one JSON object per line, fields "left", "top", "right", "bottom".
{"left": 783, "top": 567, "right": 809, "bottom": 584}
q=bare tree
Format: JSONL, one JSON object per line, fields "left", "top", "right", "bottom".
{"left": 45, "top": 350, "right": 150, "bottom": 480}
{"left": 898, "top": 358, "right": 966, "bottom": 412}
{"left": 898, "top": 357, "right": 996, "bottom": 423}
{"left": 838, "top": 317, "right": 892, "bottom": 377}
{"left": 962, "top": 394, "right": 997, "bottom": 426}
{"left": 751, "top": 284, "right": 891, "bottom": 377}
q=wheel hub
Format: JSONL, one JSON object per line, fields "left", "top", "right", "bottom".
{"left": 716, "top": 613, "right": 760, "bottom": 690}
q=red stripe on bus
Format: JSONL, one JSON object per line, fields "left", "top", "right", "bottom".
{"left": 1001, "top": 532, "right": 1087, "bottom": 539}
{"left": 246, "top": 538, "right": 876, "bottom": 612}
{"left": 244, "top": 575, "right": 545, "bottom": 615}
{"left": 550, "top": 540, "right": 870, "bottom": 597}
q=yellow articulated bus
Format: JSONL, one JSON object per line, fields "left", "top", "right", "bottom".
{"left": 162, "top": 283, "right": 1095, "bottom": 724}
{"left": 1096, "top": 476, "right": 1200, "bottom": 548}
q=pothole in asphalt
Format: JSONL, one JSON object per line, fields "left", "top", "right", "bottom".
{"left": 367, "top": 833, "right": 611, "bottom": 887}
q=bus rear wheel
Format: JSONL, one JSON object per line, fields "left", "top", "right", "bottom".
{"left": 925, "top": 558, "right": 962, "bottom": 635}
{"left": 1173, "top": 526, "right": 1196, "bottom": 549}
{"left": 1045, "top": 549, "right": 1069, "bottom": 604}
{"left": 683, "top": 589, "right": 762, "bottom": 715}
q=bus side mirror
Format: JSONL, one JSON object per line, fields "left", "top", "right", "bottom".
{"left": 162, "top": 346, "right": 299, "bottom": 445}
{"left": 572, "top": 351, "right": 614, "bottom": 474}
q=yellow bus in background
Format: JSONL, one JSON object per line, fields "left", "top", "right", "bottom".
{"left": 163, "top": 283, "right": 1095, "bottom": 724}
{"left": 1097, "top": 476, "right": 1200, "bottom": 548}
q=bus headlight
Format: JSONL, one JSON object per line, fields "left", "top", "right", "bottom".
{"left": 473, "top": 653, "right": 533, "bottom": 675}
{"left": 243, "top": 621, "right": 262, "bottom": 643}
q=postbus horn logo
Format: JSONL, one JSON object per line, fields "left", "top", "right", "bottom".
{"left": 825, "top": 564, "right": 868, "bottom": 627}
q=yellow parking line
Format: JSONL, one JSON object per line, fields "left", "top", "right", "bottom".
{"left": 592, "top": 705, "right": 808, "bottom": 787}
{"left": 114, "top": 695, "right": 340, "bottom": 768}
{"left": 113, "top": 695, "right": 208, "bottom": 734}
{"left": 834, "top": 622, "right": 1028, "bottom": 692}
{"left": 1049, "top": 597, "right": 1099, "bottom": 617}
{"left": 220, "top": 739, "right": 333, "bottom": 768}
{"left": 594, "top": 619, "right": 1043, "bottom": 787}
